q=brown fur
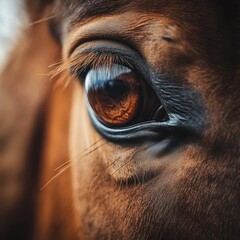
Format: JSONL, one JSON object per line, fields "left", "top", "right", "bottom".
{"left": 0, "top": 0, "right": 240, "bottom": 239}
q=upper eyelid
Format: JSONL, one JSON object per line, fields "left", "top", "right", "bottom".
{"left": 67, "top": 40, "right": 144, "bottom": 80}
{"left": 49, "top": 40, "right": 146, "bottom": 85}
{"left": 67, "top": 34, "right": 139, "bottom": 58}
{"left": 65, "top": 39, "right": 160, "bottom": 95}
{"left": 68, "top": 38, "right": 144, "bottom": 67}
{"left": 52, "top": 39, "right": 156, "bottom": 93}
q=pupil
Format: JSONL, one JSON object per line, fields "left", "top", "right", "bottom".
{"left": 105, "top": 79, "right": 129, "bottom": 99}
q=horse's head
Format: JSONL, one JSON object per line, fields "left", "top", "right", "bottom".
{"left": 0, "top": 0, "right": 240, "bottom": 239}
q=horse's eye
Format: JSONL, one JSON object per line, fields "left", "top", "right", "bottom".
{"left": 85, "top": 64, "right": 164, "bottom": 127}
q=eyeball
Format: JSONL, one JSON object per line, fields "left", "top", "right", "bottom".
{"left": 85, "top": 64, "right": 165, "bottom": 127}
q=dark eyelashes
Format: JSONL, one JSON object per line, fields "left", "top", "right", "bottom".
{"left": 68, "top": 51, "right": 133, "bottom": 82}
{"left": 65, "top": 39, "right": 150, "bottom": 84}
{"left": 49, "top": 40, "right": 149, "bottom": 89}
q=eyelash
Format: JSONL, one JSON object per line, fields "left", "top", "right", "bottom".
{"left": 67, "top": 51, "right": 133, "bottom": 82}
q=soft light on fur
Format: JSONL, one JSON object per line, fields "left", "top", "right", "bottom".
{"left": 0, "top": 1, "right": 239, "bottom": 240}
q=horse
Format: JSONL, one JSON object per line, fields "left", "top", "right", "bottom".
{"left": 0, "top": 0, "right": 239, "bottom": 239}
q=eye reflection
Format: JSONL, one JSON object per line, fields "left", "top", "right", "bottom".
{"left": 85, "top": 64, "right": 164, "bottom": 128}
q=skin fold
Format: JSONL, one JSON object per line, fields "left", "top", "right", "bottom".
{"left": 0, "top": 0, "right": 239, "bottom": 239}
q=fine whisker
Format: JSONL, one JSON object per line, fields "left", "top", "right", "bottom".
{"left": 54, "top": 138, "right": 104, "bottom": 172}
{"left": 89, "top": 156, "right": 122, "bottom": 192}
{"left": 41, "top": 139, "right": 106, "bottom": 190}
{"left": 89, "top": 148, "right": 141, "bottom": 192}
{"left": 28, "top": 14, "right": 58, "bottom": 27}
{"left": 40, "top": 165, "right": 70, "bottom": 191}
{"left": 110, "top": 150, "right": 139, "bottom": 178}
{"left": 49, "top": 59, "right": 65, "bottom": 68}
{"left": 83, "top": 138, "right": 104, "bottom": 153}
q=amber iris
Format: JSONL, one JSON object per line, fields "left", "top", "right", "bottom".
{"left": 85, "top": 64, "right": 142, "bottom": 127}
